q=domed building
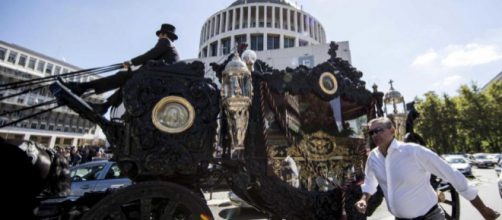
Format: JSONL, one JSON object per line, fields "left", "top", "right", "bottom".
{"left": 194, "top": 0, "right": 352, "bottom": 72}
{"left": 199, "top": 0, "right": 326, "bottom": 57}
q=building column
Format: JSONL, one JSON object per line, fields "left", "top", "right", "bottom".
{"left": 23, "top": 133, "right": 31, "bottom": 141}
{"left": 71, "top": 138, "right": 78, "bottom": 147}
{"left": 286, "top": 9, "right": 290, "bottom": 30}
{"left": 280, "top": 34, "right": 284, "bottom": 49}
{"left": 226, "top": 10, "right": 230, "bottom": 31}
{"left": 230, "top": 35, "right": 235, "bottom": 52}
{"left": 247, "top": 33, "right": 251, "bottom": 48}
{"left": 272, "top": 6, "right": 276, "bottom": 28}
{"left": 247, "top": 6, "right": 251, "bottom": 28}
{"left": 300, "top": 13, "right": 305, "bottom": 33}
{"left": 49, "top": 135, "right": 57, "bottom": 148}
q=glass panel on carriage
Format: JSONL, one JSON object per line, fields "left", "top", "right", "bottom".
{"left": 264, "top": 92, "right": 368, "bottom": 192}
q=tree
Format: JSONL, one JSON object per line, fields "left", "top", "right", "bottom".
{"left": 456, "top": 84, "right": 494, "bottom": 152}
{"left": 415, "top": 92, "right": 447, "bottom": 153}
{"left": 413, "top": 81, "right": 502, "bottom": 153}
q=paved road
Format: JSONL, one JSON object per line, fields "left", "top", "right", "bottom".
{"left": 207, "top": 167, "right": 501, "bottom": 220}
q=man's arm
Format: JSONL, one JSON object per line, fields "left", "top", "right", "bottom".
{"left": 416, "top": 147, "right": 500, "bottom": 219}
{"left": 130, "top": 38, "right": 170, "bottom": 66}
{"left": 356, "top": 155, "right": 378, "bottom": 214}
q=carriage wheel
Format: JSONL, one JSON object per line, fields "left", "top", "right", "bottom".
{"left": 81, "top": 181, "right": 213, "bottom": 220}
{"left": 436, "top": 183, "right": 460, "bottom": 220}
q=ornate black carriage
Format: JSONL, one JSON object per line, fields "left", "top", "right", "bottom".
{"left": 1, "top": 42, "right": 459, "bottom": 219}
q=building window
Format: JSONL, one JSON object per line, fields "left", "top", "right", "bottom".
{"left": 7, "top": 51, "right": 17, "bottom": 64}
{"left": 242, "top": 7, "right": 248, "bottom": 28}
{"left": 37, "top": 61, "right": 45, "bottom": 72}
{"left": 28, "top": 97, "right": 36, "bottom": 105}
{"left": 45, "top": 63, "right": 53, "bottom": 75}
{"left": 284, "top": 36, "right": 295, "bottom": 48}
{"left": 299, "top": 40, "right": 309, "bottom": 47}
{"left": 251, "top": 34, "right": 264, "bottom": 51}
{"left": 40, "top": 124, "right": 46, "bottom": 129}
{"left": 202, "top": 47, "right": 208, "bottom": 58}
{"left": 221, "top": 38, "right": 231, "bottom": 55}
{"left": 234, "top": 34, "right": 247, "bottom": 46}
{"left": 258, "top": 6, "right": 265, "bottom": 27}
{"left": 274, "top": 7, "right": 280, "bottom": 28}
{"left": 228, "top": 11, "right": 233, "bottom": 31}
{"left": 54, "top": 66, "right": 61, "bottom": 75}
{"left": 0, "top": 47, "right": 7, "bottom": 61}
{"left": 282, "top": 8, "right": 288, "bottom": 30}
{"left": 31, "top": 123, "right": 37, "bottom": 129}
{"left": 267, "top": 34, "right": 280, "bottom": 50}
{"left": 289, "top": 10, "right": 295, "bottom": 31}
{"left": 221, "top": 12, "right": 226, "bottom": 33}
{"left": 297, "top": 12, "right": 302, "bottom": 33}
{"left": 210, "top": 41, "right": 218, "bottom": 57}
{"left": 234, "top": 8, "right": 240, "bottom": 30}
{"left": 18, "top": 54, "right": 27, "bottom": 67}
{"left": 266, "top": 6, "right": 273, "bottom": 28}
{"left": 28, "top": 58, "right": 36, "bottom": 69}
{"left": 250, "top": 6, "right": 256, "bottom": 27}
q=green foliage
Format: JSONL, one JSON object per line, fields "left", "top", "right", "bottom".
{"left": 414, "top": 81, "right": 502, "bottom": 154}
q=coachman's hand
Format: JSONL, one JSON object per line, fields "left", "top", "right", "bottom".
{"left": 122, "top": 61, "right": 131, "bottom": 70}
{"left": 355, "top": 200, "right": 367, "bottom": 214}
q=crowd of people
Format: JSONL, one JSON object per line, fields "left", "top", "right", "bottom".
{"left": 54, "top": 144, "right": 109, "bottom": 166}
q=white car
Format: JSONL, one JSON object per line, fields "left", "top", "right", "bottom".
{"left": 487, "top": 153, "right": 501, "bottom": 164}
{"left": 445, "top": 156, "right": 472, "bottom": 176}
{"left": 70, "top": 160, "right": 132, "bottom": 196}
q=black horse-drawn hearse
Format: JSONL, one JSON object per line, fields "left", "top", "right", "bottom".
{"left": 0, "top": 42, "right": 460, "bottom": 220}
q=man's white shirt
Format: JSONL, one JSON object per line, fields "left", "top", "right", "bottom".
{"left": 361, "top": 139, "right": 477, "bottom": 218}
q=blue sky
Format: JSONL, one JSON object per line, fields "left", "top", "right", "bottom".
{"left": 1, "top": 0, "right": 501, "bottom": 101}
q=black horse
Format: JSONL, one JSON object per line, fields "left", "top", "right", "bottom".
{"left": 1, "top": 137, "right": 70, "bottom": 219}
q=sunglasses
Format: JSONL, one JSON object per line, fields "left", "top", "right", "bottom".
{"left": 368, "top": 127, "right": 386, "bottom": 136}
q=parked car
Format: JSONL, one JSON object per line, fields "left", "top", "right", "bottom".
{"left": 487, "top": 153, "right": 501, "bottom": 164}
{"left": 495, "top": 160, "right": 501, "bottom": 177}
{"left": 444, "top": 156, "right": 472, "bottom": 176}
{"left": 498, "top": 174, "right": 502, "bottom": 199}
{"left": 470, "top": 153, "right": 495, "bottom": 168}
{"left": 70, "top": 160, "right": 132, "bottom": 196}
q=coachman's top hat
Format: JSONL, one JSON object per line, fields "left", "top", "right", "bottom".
{"left": 156, "top": 23, "right": 178, "bottom": 40}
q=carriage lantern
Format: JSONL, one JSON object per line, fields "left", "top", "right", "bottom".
{"left": 221, "top": 52, "right": 254, "bottom": 150}
{"left": 384, "top": 80, "right": 407, "bottom": 140}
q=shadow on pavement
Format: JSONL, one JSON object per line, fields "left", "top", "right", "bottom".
{"left": 218, "top": 207, "right": 268, "bottom": 220}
